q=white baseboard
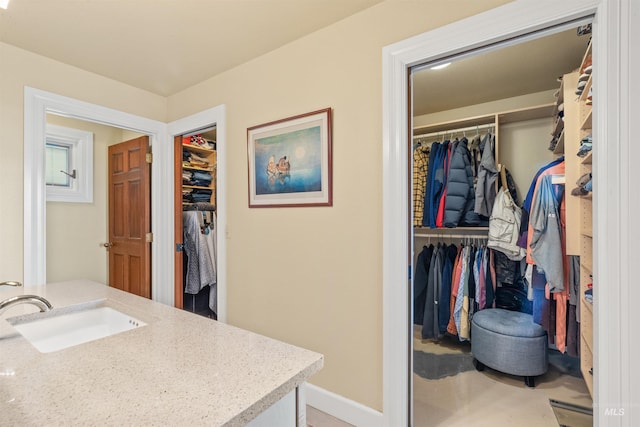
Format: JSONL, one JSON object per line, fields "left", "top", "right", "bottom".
{"left": 305, "top": 383, "right": 383, "bottom": 427}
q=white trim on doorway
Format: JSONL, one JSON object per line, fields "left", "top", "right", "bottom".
{"left": 24, "top": 88, "right": 229, "bottom": 320}
{"left": 382, "top": 0, "right": 639, "bottom": 425}
{"left": 168, "top": 106, "right": 227, "bottom": 323}
{"left": 24, "top": 87, "right": 172, "bottom": 303}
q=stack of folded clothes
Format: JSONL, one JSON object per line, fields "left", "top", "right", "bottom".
{"left": 183, "top": 188, "right": 213, "bottom": 203}
{"left": 576, "top": 53, "right": 592, "bottom": 96}
{"left": 182, "top": 135, "right": 216, "bottom": 150}
{"left": 584, "top": 283, "right": 593, "bottom": 304}
{"left": 571, "top": 172, "right": 592, "bottom": 196}
{"left": 183, "top": 150, "right": 211, "bottom": 169}
{"left": 577, "top": 134, "right": 592, "bottom": 157}
{"left": 183, "top": 170, "right": 212, "bottom": 187}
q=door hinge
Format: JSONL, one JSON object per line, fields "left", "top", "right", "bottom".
{"left": 146, "top": 152, "right": 153, "bottom": 164}
{"left": 146, "top": 232, "right": 153, "bottom": 243}
{"left": 176, "top": 243, "right": 184, "bottom": 252}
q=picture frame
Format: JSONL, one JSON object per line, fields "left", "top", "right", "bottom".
{"left": 247, "top": 108, "right": 332, "bottom": 207}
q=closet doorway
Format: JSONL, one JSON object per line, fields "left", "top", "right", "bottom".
{"left": 168, "top": 105, "right": 227, "bottom": 323}
{"left": 409, "top": 24, "right": 594, "bottom": 425}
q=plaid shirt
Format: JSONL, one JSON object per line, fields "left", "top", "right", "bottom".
{"left": 413, "top": 144, "right": 430, "bottom": 226}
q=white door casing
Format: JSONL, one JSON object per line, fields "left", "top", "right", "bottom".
{"left": 24, "top": 88, "right": 227, "bottom": 318}
{"left": 383, "top": 0, "right": 638, "bottom": 425}
{"left": 168, "top": 106, "right": 227, "bottom": 323}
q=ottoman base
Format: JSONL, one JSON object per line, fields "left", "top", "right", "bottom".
{"left": 471, "top": 309, "right": 548, "bottom": 387}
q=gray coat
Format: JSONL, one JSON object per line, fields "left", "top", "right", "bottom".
{"left": 475, "top": 133, "right": 498, "bottom": 217}
{"left": 444, "top": 138, "right": 481, "bottom": 227}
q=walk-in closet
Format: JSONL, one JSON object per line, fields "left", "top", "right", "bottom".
{"left": 174, "top": 128, "right": 219, "bottom": 319}
{"left": 410, "top": 24, "right": 594, "bottom": 426}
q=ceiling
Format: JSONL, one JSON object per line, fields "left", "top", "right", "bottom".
{"left": 412, "top": 27, "right": 591, "bottom": 116}
{"left": 0, "top": 0, "right": 384, "bottom": 96}
{"left": 1, "top": 2, "right": 590, "bottom": 112}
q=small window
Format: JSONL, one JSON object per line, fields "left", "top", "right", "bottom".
{"left": 45, "top": 124, "right": 94, "bottom": 203}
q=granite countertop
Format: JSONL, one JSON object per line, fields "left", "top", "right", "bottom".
{"left": 0, "top": 280, "right": 323, "bottom": 426}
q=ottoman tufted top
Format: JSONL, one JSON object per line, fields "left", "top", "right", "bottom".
{"left": 472, "top": 308, "right": 546, "bottom": 338}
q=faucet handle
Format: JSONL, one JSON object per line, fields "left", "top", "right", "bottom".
{"left": 0, "top": 281, "right": 22, "bottom": 287}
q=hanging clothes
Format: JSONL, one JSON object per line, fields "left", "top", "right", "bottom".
{"left": 529, "top": 175, "right": 565, "bottom": 292}
{"left": 413, "top": 144, "right": 430, "bottom": 226}
{"left": 438, "top": 244, "right": 459, "bottom": 334}
{"left": 182, "top": 210, "right": 217, "bottom": 315}
{"left": 422, "top": 244, "right": 444, "bottom": 339}
{"left": 487, "top": 187, "right": 526, "bottom": 261}
{"left": 517, "top": 156, "right": 565, "bottom": 248}
{"left": 443, "top": 137, "right": 481, "bottom": 228}
{"left": 425, "top": 141, "right": 449, "bottom": 228}
{"left": 474, "top": 133, "right": 498, "bottom": 218}
{"left": 413, "top": 244, "right": 434, "bottom": 325}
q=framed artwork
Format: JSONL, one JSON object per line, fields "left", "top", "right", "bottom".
{"left": 247, "top": 108, "right": 332, "bottom": 207}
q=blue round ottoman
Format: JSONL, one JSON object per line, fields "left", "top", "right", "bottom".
{"left": 471, "top": 308, "right": 548, "bottom": 387}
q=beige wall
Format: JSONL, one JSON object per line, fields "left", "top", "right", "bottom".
{"left": 45, "top": 115, "right": 140, "bottom": 284}
{"left": 0, "top": 41, "right": 166, "bottom": 283}
{"left": 168, "top": 0, "right": 509, "bottom": 410}
{"left": 499, "top": 118, "right": 557, "bottom": 199}
{"left": 413, "top": 89, "right": 556, "bottom": 127}
{"left": 0, "top": 0, "right": 512, "bottom": 412}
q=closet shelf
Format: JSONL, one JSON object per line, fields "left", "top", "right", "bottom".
{"left": 552, "top": 117, "right": 564, "bottom": 138}
{"left": 581, "top": 296, "right": 594, "bottom": 316}
{"left": 413, "top": 103, "right": 553, "bottom": 136}
{"left": 552, "top": 130, "right": 565, "bottom": 154}
{"left": 580, "top": 109, "right": 592, "bottom": 130}
{"left": 182, "top": 143, "right": 216, "bottom": 155}
{"left": 580, "top": 39, "right": 593, "bottom": 73}
{"left": 581, "top": 152, "right": 593, "bottom": 164}
{"left": 414, "top": 226, "right": 488, "bottom": 233}
{"left": 183, "top": 165, "right": 214, "bottom": 172}
{"left": 552, "top": 80, "right": 565, "bottom": 118}
{"left": 183, "top": 185, "right": 212, "bottom": 190}
{"left": 497, "top": 103, "right": 554, "bottom": 124}
{"left": 579, "top": 77, "right": 593, "bottom": 103}
{"left": 581, "top": 228, "right": 593, "bottom": 238}
{"left": 581, "top": 259, "right": 593, "bottom": 273}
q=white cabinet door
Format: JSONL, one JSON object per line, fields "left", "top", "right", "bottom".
{"left": 246, "top": 388, "right": 297, "bottom": 427}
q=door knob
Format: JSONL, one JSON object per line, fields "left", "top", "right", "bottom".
{"left": 103, "top": 242, "right": 114, "bottom": 249}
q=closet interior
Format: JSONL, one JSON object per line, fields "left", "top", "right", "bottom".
{"left": 174, "top": 127, "right": 218, "bottom": 319}
{"left": 411, "top": 26, "right": 594, "bottom": 425}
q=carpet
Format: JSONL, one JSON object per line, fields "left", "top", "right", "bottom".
{"left": 547, "top": 350, "right": 582, "bottom": 378}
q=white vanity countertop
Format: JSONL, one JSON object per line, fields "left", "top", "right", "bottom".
{"left": 0, "top": 280, "right": 323, "bottom": 426}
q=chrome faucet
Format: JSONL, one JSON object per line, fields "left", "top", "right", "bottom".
{"left": 0, "top": 281, "right": 22, "bottom": 287}
{"left": 0, "top": 295, "right": 53, "bottom": 316}
{"left": 0, "top": 281, "right": 53, "bottom": 315}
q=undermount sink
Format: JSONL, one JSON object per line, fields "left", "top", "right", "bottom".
{"left": 6, "top": 302, "right": 146, "bottom": 353}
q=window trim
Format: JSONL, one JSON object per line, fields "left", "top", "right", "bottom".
{"left": 45, "top": 124, "right": 93, "bottom": 203}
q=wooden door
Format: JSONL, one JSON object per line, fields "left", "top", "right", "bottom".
{"left": 108, "top": 136, "right": 151, "bottom": 298}
{"left": 174, "top": 135, "right": 184, "bottom": 308}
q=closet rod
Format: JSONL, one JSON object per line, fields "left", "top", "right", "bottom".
{"left": 414, "top": 233, "right": 488, "bottom": 239}
{"left": 413, "top": 122, "right": 495, "bottom": 139}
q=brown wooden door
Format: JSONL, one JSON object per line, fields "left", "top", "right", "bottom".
{"left": 174, "top": 135, "right": 184, "bottom": 308}
{"left": 108, "top": 136, "right": 151, "bottom": 298}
